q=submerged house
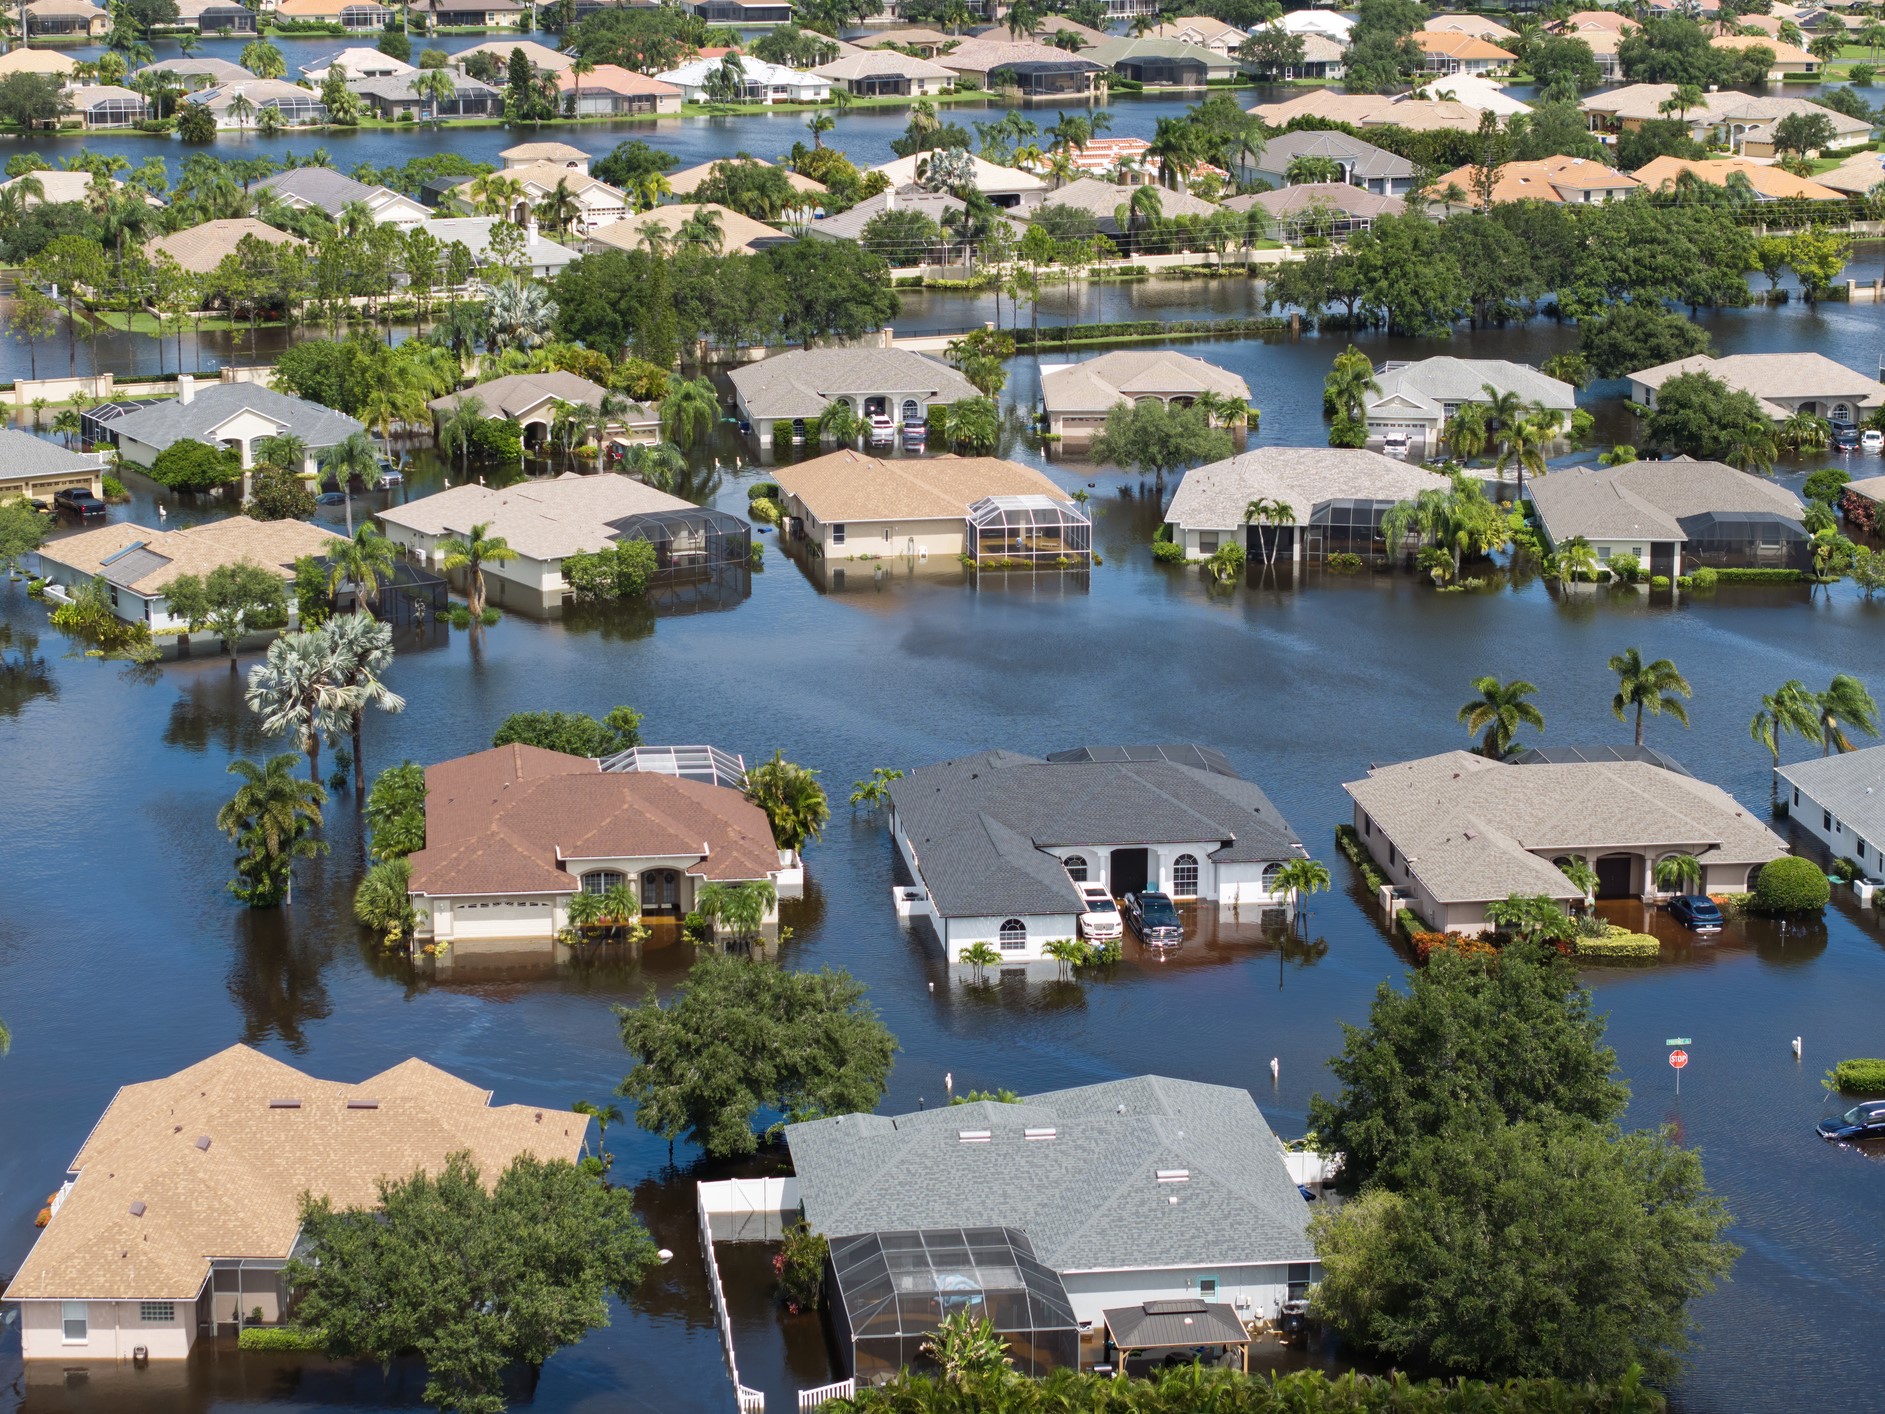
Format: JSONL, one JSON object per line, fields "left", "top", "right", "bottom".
{"left": 786, "top": 1075, "right": 1318, "bottom": 1382}
{"left": 729, "top": 348, "right": 978, "bottom": 450}
{"left": 1344, "top": 750, "right": 1789, "bottom": 934}
{"left": 1363, "top": 356, "right": 1577, "bottom": 457}
{"left": 1777, "top": 744, "right": 1885, "bottom": 881}
{"left": 1039, "top": 350, "right": 1249, "bottom": 442}
{"left": 888, "top": 744, "right": 1303, "bottom": 962}
{"left": 3, "top": 1045, "right": 585, "bottom": 1359}
{"left": 1626, "top": 353, "right": 1885, "bottom": 427}
{"left": 85, "top": 376, "right": 360, "bottom": 477}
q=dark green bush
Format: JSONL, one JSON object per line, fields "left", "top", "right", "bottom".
{"left": 1754, "top": 856, "right": 1830, "bottom": 913}
{"left": 149, "top": 438, "right": 241, "bottom": 491}
{"left": 1711, "top": 567, "right": 1803, "bottom": 584}
{"left": 1150, "top": 540, "right": 1186, "bottom": 564}
{"left": 1828, "top": 1058, "right": 1885, "bottom": 1093}
{"left": 236, "top": 1326, "right": 325, "bottom": 1351}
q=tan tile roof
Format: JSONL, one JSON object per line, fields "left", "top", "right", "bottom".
{"left": 1249, "top": 90, "right": 1486, "bottom": 132}
{"left": 409, "top": 742, "right": 782, "bottom": 896}
{"left": 1040, "top": 350, "right": 1248, "bottom": 417}
{"left": 664, "top": 157, "right": 826, "bottom": 198}
{"left": 376, "top": 471, "right": 692, "bottom": 561}
{"left": 1430, "top": 154, "right": 1638, "bottom": 205}
{"left": 585, "top": 202, "right": 783, "bottom": 255}
{"left": 1631, "top": 154, "right": 1843, "bottom": 200}
{"left": 775, "top": 449, "right": 1068, "bottom": 524}
{"left": 1557, "top": 9, "right": 1639, "bottom": 33}
{"left": 1424, "top": 13, "right": 1518, "bottom": 39}
{"left": 0, "top": 47, "right": 76, "bottom": 75}
{"left": 1626, "top": 352, "right": 1885, "bottom": 410}
{"left": 457, "top": 161, "right": 624, "bottom": 205}
{"left": 454, "top": 38, "right": 572, "bottom": 70}
{"left": 816, "top": 49, "right": 956, "bottom": 81}
{"left": 1712, "top": 33, "right": 1816, "bottom": 64}
{"left": 1816, "top": 147, "right": 1885, "bottom": 194}
{"left": 143, "top": 219, "right": 304, "bottom": 275}
{"left": 554, "top": 63, "right": 681, "bottom": 97}
{"left": 859, "top": 26, "right": 947, "bottom": 45}
{"left": 3, "top": 1045, "right": 587, "bottom": 1301}
{"left": 39, "top": 515, "right": 343, "bottom": 594}
{"left": 500, "top": 140, "right": 587, "bottom": 162}
{"left": 1410, "top": 29, "right": 1516, "bottom": 61}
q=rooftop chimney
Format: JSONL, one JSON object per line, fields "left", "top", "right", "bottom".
{"left": 177, "top": 374, "right": 195, "bottom": 406}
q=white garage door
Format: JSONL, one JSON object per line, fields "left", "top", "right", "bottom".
{"left": 450, "top": 899, "right": 556, "bottom": 939}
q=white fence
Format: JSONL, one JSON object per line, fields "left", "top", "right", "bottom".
{"left": 798, "top": 1378, "right": 857, "bottom": 1410}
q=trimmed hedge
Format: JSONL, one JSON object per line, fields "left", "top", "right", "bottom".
{"left": 1827, "top": 1058, "right": 1885, "bottom": 1093}
{"left": 1754, "top": 856, "right": 1831, "bottom": 913}
{"left": 1711, "top": 567, "right": 1804, "bottom": 584}
{"left": 237, "top": 1326, "right": 325, "bottom": 1351}
{"left": 1013, "top": 316, "right": 1289, "bottom": 350}
{"left": 1336, "top": 824, "right": 1386, "bottom": 893}
{"left": 1150, "top": 539, "right": 1186, "bottom": 564}
{"left": 1575, "top": 932, "right": 1660, "bottom": 958}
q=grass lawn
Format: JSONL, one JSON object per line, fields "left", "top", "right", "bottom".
{"left": 95, "top": 311, "right": 248, "bottom": 334}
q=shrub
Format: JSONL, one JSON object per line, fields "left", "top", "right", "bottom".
{"left": 1609, "top": 552, "right": 1641, "bottom": 583}
{"left": 563, "top": 539, "right": 659, "bottom": 599}
{"left": 1650, "top": 574, "right": 1671, "bottom": 590}
{"left": 773, "top": 1220, "right": 827, "bottom": 1313}
{"left": 149, "top": 437, "right": 241, "bottom": 491}
{"left": 1413, "top": 930, "right": 1498, "bottom": 964}
{"left": 1327, "top": 552, "right": 1363, "bottom": 572}
{"left": 748, "top": 496, "right": 781, "bottom": 524}
{"left": 747, "top": 480, "right": 782, "bottom": 502}
{"left": 249, "top": 465, "right": 316, "bottom": 521}
{"left": 1150, "top": 540, "right": 1187, "bottom": 564}
{"left": 1688, "top": 565, "right": 1718, "bottom": 588}
{"left": 1675, "top": 575, "right": 1693, "bottom": 590}
{"left": 1337, "top": 824, "right": 1387, "bottom": 893}
{"left": 1575, "top": 932, "right": 1659, "bottom": 958}
{"left": 101, "top": 474, "right": 128, "bottom": 502}
{"left": 236, "top": 1326, "right": 325, "bottom": 1351}
{"left": 469, "top": 416, "right": 524, "bottom": 462}
{"left": 1827, "top": 1058, "right": 1885, "bottom": 1093}
{"left": 1754, "top": 856, "right": 1831, "bottom": 914}
{"left": 1711, "top": 567, "right": 1803, "bottom": 583}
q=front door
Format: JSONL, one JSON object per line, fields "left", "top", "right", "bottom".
{"left": 1594, "top": 854, "right": 1635, "bottom": 899}
{"left": 641, "top": 869, "right": 681, "bottom": 914}
{"left": 1109, "top": 848, "right": 1149, "bottom": 899}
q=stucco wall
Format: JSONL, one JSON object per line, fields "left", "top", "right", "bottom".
{"left": 20, "top": 1299, "right": 196, "bottom": 1361}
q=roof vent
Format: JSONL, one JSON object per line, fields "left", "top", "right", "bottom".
{"left": 268, "top": 1099, "right": 301, "bottom": 1109}
{"left": 128, "top": 1201, "right": 147, "bottom": 1218}
{"left": 1023, "top": 1127, "right": 1057, "bottom": 1141}
{"left": 1156, "top": 1169, "right": 1190, "bottom": 1183}
{"left": 346, "top": 1099, "right": 379, "bottom": 1110}
{"left": 194, "top": 1136, "right": 211, "bottom": 1152}
{"left": 957, "top": 1129, "right": 992, "bottom": 1143}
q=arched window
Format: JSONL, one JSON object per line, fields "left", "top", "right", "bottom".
{"left": 1746, "top": 864, "right": 1762, "bottom": 892}
{"left": 901, "top": 398, "right": 920, "bottom": 424}
{"left": 582, "top": 870, "right": 625, "bottom": 895}
{"left": 1063, "top": 855, "right": 1088, "bottom": 882}
{"left": 1172, "top": 854, "right": 1200, "bottom": 897}
{"left": 1261, "top": 861, "right": 1285, "bottom": 893}
{"left": 998, "top": 919, "right": 1027, "bottom": 950}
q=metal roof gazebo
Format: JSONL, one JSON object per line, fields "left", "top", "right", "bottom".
{"left": 1102, "top": 1299, "right": 1252, "bottom": 1376}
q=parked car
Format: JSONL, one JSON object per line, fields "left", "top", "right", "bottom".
{"left": 1818, "top": 1101, "right": 1885, "bottom": 1142}
{"left": 867, "top": 414, "right": 895, "bottom": 446}
{"left": 376, "top": 468, "right": 404, "bottom": 490}
{"left": 1831, "top": 420, "right": 1860, "bottom": 451}
{"left": 53, "top": 487, "right": 106, "bottom": 519}
{"left": 1863, "top": 428, "right": 1883, "bottom": 453}
{"left": 1074, "top": 882, "right": 1122, "bottom": 942}
{"left": 1381, "top": 434, "right": 1409, "bottom": 459}
{"left": 1123, "top": 890, "right": 1183, "bottom": 946}
{"left": 1666, "top": 894, "right": 1724, "bottom": 932}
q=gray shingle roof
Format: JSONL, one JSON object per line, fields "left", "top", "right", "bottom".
{"left": 1163, "top": 447, "right": 1449, "bottom": 532}
{"left": 805, "top": 187, "right": 964, "bottom": 242}
{"left": 1035, "top": 176, "right": 1219, "bottom": 228}
{"left": 1250, "top": 129, "right": 1416, "bottom": 180}
{"left": 106, "top": 382, "right": 363, "bottom": 453}
{"left": 1105, "top": 1299, "right": 1249, "bottom": 1349}
{"left": 1777, "top": 745, "right": 1885, "bottom": 846}
{"left": 0, "top": 427, "right": 101, "bottom": 481}
{"left": 1371, "top": 357, "right": 1576, "bottom": 419}
{"left": 1528, "top": 457, "right": 1804, "bottom": 546}
{"left": 889, "top": 747, "right": 1300, "bottom": 918}
{"left": 729, "top": 348, "right": 976, "bottom": 420}
{"left": 254, "top": 165, "right": 376, "bottom": 215}
{"left": 786, "top": 1076, "right": 1315, "bottom": 1272}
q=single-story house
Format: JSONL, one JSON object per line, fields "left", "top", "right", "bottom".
{"left": 452, "top": 38, "right": 572, "bottom": 72}
{"left": 1428, "top": 154, "right": 1637, "bottom": 209}
{"left": 0, "top": 169, "right": 162, "bottom": 209}
{"left": 427, "top": 370, "right": 657, "bottom": 448}
{"left": 584, "top": 202, "right": 787, "bottom": 257}
{"left": 407, "top": 741, "right": 790, "bottom": 944}
{"left": 1777, "top": 745, "right": 1885, "bottom": 880}
{"left": 1226, "top": 182, "right": 1399, "bottom": 241}
{"left": 1556, "top": 10, "right": 1635, "bottom": 78}
{"left": 774, "top": 450, "right": 1090, "bottom": 570}
{"left": 684, "top": 0, "right": 791, "bottom": 23}
{"left": 870, "top": 151, "right": 1046, "bottom": 209}
{"left": 887, "top": 745, "right": 1304, "bottom": 960}
{"left": 1040, "top": 350, "right": 1249, "bottom": 442}
{"left": 1345, "top": 750, "right": 1788, "bottom": 933}
{"left": 2, "top": 1045, "right": 584, "bottom": 1360}
{"left": 271, "top": 0, "right": 393, "bottom": 26}
{"left": 408, "top": 0, "right": 525, "bottom": 25}
{"left": 934, "top": 38, "right": 1105, "bottom": 97}
{"left": 787, "top": 1076, "right": 1318, "bottom": 1380}
{"left": 186, "top": 78, "right": 327, "bottom": 128}
{"left": 450, "top": 162, "right": 628, "bottom": 232}
{"left": 0, "top": 46, "right": 76, "bottom": 79}
{"left": 1631, "top": 154, "right": 1844, "bottom": 203}
{"left": 1425, "top": 13, "right": 1518, "bottom": 41}
{"left": 1021, "top": 135, "right": 1226, "bottom": 188}
{"left": 1812, "top": 148, "right": 1885, "bottom": 195}
{"left": 1581, "top": 86, "right": 1872, "bottom": 150}
{"left": 351, "top": 69, "right": 502, "bottom": 119}
{"left": 857, "top": 26, "right": 949, "bottom": 56}
{"left": 1248, "top": 90, "right": 1483, "bottom": 133}
{"left": 1148, "top": 15, "right": 1247, "bottom": 53}
{"left": 1626, "top": 353, "right": 1885, "bottom": 424}
{"left": 300, "top": 45, "right": 413, "bottom": 81}
{"left": 254, "top": 166, "right": 430, "bottom": 225}
{"left": 88, "top": 376, "right": 361, "bottom": 476}
{"left": 1527, "top": 456, "right": 1810, "bottom": 578}
{"left": 1237, "top": 129, "right": 1415, "bottom": 195}
{"left": 22, "top": 0, "right": 110, "bottom": 39}
{"left": 1085, "top": 35, "right": 1242, "bottom": 85}
{"left": 654, "top": 55, "right": 830, "bottom": 103}
{"left": 129, "top": 55, "right": 252, "bottom": 89}
{"left": 803, "top": 185, "right": 964, "bottom": 252}
{"left": 663, "top": 155, "right": 826, "bottom": 203}
{"left": 499, "top": 140, "right": 588, "bottom": 171}
{"left": 814, "top": 49, "right": 955, "bottom": 97}
{"left": 1410, "top": 28, "right": 1515, "bottom": 75}
{"left": 1030, "top": 175, "right": 1217, "bottom": 238}
{"left": 1365, "top": 357, "right": 1577, "bottom": 458}
{"left": 422, "top": 215, "right": 579, "bottom": 279}
{"left": 1162, "top": 446, "right": 1450, "bottom": 564}
{"left": 34, "top": 515, "right": 343, "bottom": 634}
{"left": 377, "top": 472, "right": 747, "bottom": 612}
{"left": 1711, "top": 33, "right": 1818, "bottom": 79}
{"left": 0, "top": 428, "right": 105, "bottom": 503}
{"left": 729, "top": 347, "right": 978, "bottom": 450}
{"left": 554, "top": 63, "right": 682, "bottom": 114}
{"left": 64, "top": 84, "right": 147, "bottom": 128}
{"left": 171, "top": 0, "right": 257, "bottom": 32}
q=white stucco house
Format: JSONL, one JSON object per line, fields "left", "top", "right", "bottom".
{"left": 1777, "top": 745, "right": 1885, "bottom": 881}
{"left": 85, "top": 377, "right": 364, "bottom": 479}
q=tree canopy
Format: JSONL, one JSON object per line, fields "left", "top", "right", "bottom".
{"left": 1090, "top": 399, "right": 1232, "bottom": 478}
{"left": 150, "top": 438, "right": 242, "bottom": 492}
{"left": 1644, "top": 372, "right": 1772, "bottom": 460}
{"left": 491, "top": 706, "right": 643, "bottom": 759}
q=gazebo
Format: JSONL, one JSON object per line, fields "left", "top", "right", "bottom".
{"left": 1102, "top": 1299, "right": 1253, "bottom": 1375}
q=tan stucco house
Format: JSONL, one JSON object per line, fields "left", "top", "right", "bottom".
{"left": 1039, "top": 350, "right": 1249, "bottom": 442}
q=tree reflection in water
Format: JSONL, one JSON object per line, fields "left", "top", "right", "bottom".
{"left": 226, "top": 894, "right": 337, "bottom": 1053}
{"left": 0, "top": 621, "right": 56, "bottom": 717}
{"left": 163, "top": 664, "right": 275, "bottom": 758}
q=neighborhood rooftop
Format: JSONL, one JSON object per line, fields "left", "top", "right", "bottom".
{"left": 1776, "top": 746, "right": 1885, "bottom": 850}
{"left": 377, "top": 473, "right": 692, "bottom": 562}
{"left": 1528, "top": 457, "right": 1804, "bottom": 545}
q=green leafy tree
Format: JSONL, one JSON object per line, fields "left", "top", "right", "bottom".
{"left": 1576, "top": 304, "right": 1710, "bottom": 380}
{"left": 365, "top": 761, "right": 427, "bottom": 861}
{"left": 216, "top": 754, "right": 329, "bottom": 907}
{"left": 164, "top": 560, "right": 288, "bottom": 673}
{"left": 491, "top": 706, "right": 643, "bottom": 759}
{"left": 765, "top": 236, "right": 898, "bottom": 346}
{"left": 1089, "top": 399, "right": 1231, "bottom": 480}
{"left": 284, "top": 1153, "right": 657, "bottom": 1414}
{"left": 921, "top": 1310, "right": 1013, "bottom": 1385}
{"left": 150, "top": 437, "right": 242, "bottom": 492}
{"left": 248, "top": 466, "right": 316, "bottom": 522}
{"left": 1609, "top": 648, "right": 1692, "bottom": 747}
{"left": 1457, "top": 675, "right": 1545, "bottom": 760}
{"left": 744, "top": 749, "right": 829, "bottom": 853}
{"left": 354, "top": 857, "right": 418, "bottom": 949}
{"left": 1644, "top": 372, "right": 1771, "bottom": 462}
{"left": 617, "top": 952, "right": 898, "bottom": 1158}
{"left": 693, "top": 879, "right": 777, "bottom": 945}
{"left": 0, "top": 499, "right": 52, "bottom": 576}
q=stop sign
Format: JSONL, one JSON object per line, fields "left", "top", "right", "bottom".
{"left": 1669, "top": 1049, "right": 1689, "bottom": 1069}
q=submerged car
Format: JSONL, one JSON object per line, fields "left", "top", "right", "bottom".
{"left": 1123, "top": 890, "right": 1183, "bottom": 946}
{"left": 1074, "top": 882, "right": 1122, "bottom": 942}
{"left": 1863, "top": 429, "right": 1883, "bottom": 453}
{"left": 1818, "top": 1101, "right": 1885, "bottom": 1142}
{"left": 1832, "top": 421, "right": 1861, "bottom": 451}
{"left": 53, "top": 487, "right": 106, "bottom": 519}
{"left": 1666, "top": 894, "right": 1723, "bottom": 932}
{"left": 867, "top": 414, "right": 895, "bottom": 446}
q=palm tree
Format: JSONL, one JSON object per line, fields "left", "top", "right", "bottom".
{"left": 255, "top": 432, "right": 309, "bottom": 476}
{"left": 437, "top": 395, "right": 486, "bottom": 479}
{"left": 571, "top": 1098, "right": 624, "bottom": 1163}
{"left": 327, "top": 524, "right": 397, "bottom": 616}
{"left": 744, "top": 750, "right": 829, "bottom": 854}
{"left": 1044, "top": 936, "right": 1089, "bottom": 978}
{"left": 1497, "top": 410, "right": 1557, "bottom": 501}
{"left": 536, "top": 177, "right": 581, "bottom": 236}
{"left": 1322, "top": 346, "right": 1380, "bottom": 424}
{"left": 1271, "top": 857, "right": 1331, "bottom": 933}
{"left": 675, "top": 206, "right": 722, "bottom": 254}
{"left": 1557, "top": 855, "right": 1599, "bottom": 903}
{"left": 619, "top": 441, "right": 687, "bottom": 491}
{"left": 1609, "top": 648, "right": 1692, "bottom": 747}
{"left": 1654, "top": 853, "right": 1703, "bottom": 897}
{"left": 1816, "top": 674, "right": 1880, "bottom": 755}
{"left": 1722, "top": 420, "right": 1777, "bottom": 474}
{"left": 1242, "top": 497, "right": 1296, "bottom": 567}
{"left": 228, "top": 88, "right": 256, "bottom": 128}
{"left": 483, "top": 276, "right": 556, "bottom": 353}
{"left": 319, "top": 430, "right": 381, "bottom": 537}
{"left": 1777, "top": 409, "right": 1830, "bottom": 455}
{"left": 1557, "top": 534, "right": 1599, "bottom": 583}
{"left": 216, "top": 754, "right": 329, "bottom": 907}
{"left": 807, "top": 110, "right": 835, "bottom": 148}
{"left": 960, "top": 940, "right": 1001, "bottom": 980}
{"left": 599, "top": 880, "right": 641, "bottom": 942}
{"left": 440, "top": 521, "right": 517, "bottom": 619}
{"left": 1659, "top": 83, "right": 1706, "bottom": 122}
{"left": 1750, "top": 679, "right": 1823, "bottom": 762}
{"left": 1458, "top": 675, "right": 1545, "bottom": 759}
{"left": 816, "top": 399, "right": 861, "bottom": 448}
{"left": 660, "top": 375, "right": 719, "bottom": 446}
{"left": 1442, "top": 402, "right": 1490, "bottom": 464}
{"left": 565, "top": 889, "right": 607, "bottom": 943}
{"left": 245, "top": 631, "right": 348, "bottom": 783}
{"left": 50, "top": 407, "right": 81, "bottom": 447}
{"left": 323, "top": 614, "right": 404, "bottom": 797}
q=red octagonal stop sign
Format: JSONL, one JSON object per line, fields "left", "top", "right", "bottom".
{"left": 1669, "top": 1049, "right": 1689, "bottom": 1069}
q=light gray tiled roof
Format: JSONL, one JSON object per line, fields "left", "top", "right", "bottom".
{"left": 729, "top": 348, "right": 976, "bottom": 420}
{"left": 1627, "top": 352, "right": 1885, "bottom": 408}
{"left": 107, "top": 382, "right": 362, "bottom": 453}
{"left": 1035, "top": 176, "right": 1219, "bottom": 226}
{"left": 1163, "top": 447, "right": 1449, "bottom": 532}
{"left": 255, "top": 165, "right": 377, "bottom": 215}
{"left": 786, "top": 1075, "right": 1315, "bottom": 1272}
{"left": 1231, "top": 181, "right": 1402, "bottom": 220}
{"left": 1250, "top": 129, "right": 1415, "bottom": 179}
{"left": 1086, "top": 35, "right": 1242, "bottom": 72}
{"left": 352, "top": 70, "right": 499, "bottom": 100}
{"left": 0, "top": 427, "right": 101, "bottom": 480}
{"left": 805, "top": 187, "right": 964, "bottom": 242}
{"left": 1528, "top": 457, "right": 1804, "bottom": 546}
{"left": 1040, "top": 350, "right": 1248, "bottom": 417}
{"left": 1777, "top": 745, "right": 1885, "bottom": 845}
{"left": 1344, "top": 750, "right": 1787, "bottom": 907}
{"left": 1371, "top": 357, "right": 1576, "bottom": 419}
{"left": 890, "top": 747, "right": 1300, "bottom": 918}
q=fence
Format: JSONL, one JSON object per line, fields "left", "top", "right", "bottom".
{"left": 799, "top": 1379, "right": 857, "bottom": 1411}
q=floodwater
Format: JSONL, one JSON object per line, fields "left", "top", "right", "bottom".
{"left": 5, "top": 36, "right": 1885, "bottom": 1414}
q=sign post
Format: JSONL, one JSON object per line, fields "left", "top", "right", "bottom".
{"left": 1668, "top": 1043, "right": 1690, "bottom": 1096}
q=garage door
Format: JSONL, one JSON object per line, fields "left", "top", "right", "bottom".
{"left": 449, "top": 899, "right": 557, "bottom": 939}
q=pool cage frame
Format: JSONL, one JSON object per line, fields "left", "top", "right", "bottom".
{"left": 1676, "top": 509, "right": 1811, "bottom": 571}
{"left": 966, "top": 495, "right": 1092, "bottom": 568}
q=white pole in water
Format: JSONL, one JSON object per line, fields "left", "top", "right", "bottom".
{"left": 1269, "top": 1057, "right": 1280, "bottom": 1083}
{"left": 1793, "top": 1037, "right": 1803, "bottom": 1060}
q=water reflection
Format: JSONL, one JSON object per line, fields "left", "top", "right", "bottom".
{"left": 225, "top": 911, "right": 335, "bottom": 1053}
{"left": 0, "top": 620, "right": 55, "bottom": 718}
{"left": 161, "top": 662, "right": 275, "bottom": 757}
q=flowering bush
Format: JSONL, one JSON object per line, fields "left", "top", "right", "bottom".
{"left": 1412, "top": 931, "right": 1497, "bottom": 964}
{"left": 773, "top": 1221, "right": 827, "bottom": 1313}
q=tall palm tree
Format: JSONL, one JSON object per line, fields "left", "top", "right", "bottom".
{"left": 1497, "top": 410, "right": 1557, "bottom": 501}
{"left": 571, "top": 1098, "right": 624, "bottom": 1162}
{"left": 1322, "top": 345, "right": 1380, "bottom": 423}
{"left": 1609, "top": 647, "right": 1692, "bottom": 747}
{"left": 1458, "top": 675, "right": 1545, "bottom": 759}
{"left": 1777, "top": 408, "right": 1830, "bottom": 455}
{"left": 215, "top": 754, "right": 328, "bottom": 907}
{"left": 1816, "top": 674, "right": 1880, "bottom": 755}
{"left": 327, "top": 524, "right": 398, "bottom": 616}
{"left": 255, "top": 431, "right": 309, "bottom": 476}
{"left": 440, "top": 521, "right": 517, "bottom": 618}
{"left": 816, "top": 399, "right": 861, "bottom": 448}
{"left": 1557, "top": 534, "right": 1599, "bottom": 583}
{"left": 1722, "top": 420, "right": 1777, "bottom": 474}
{"left": 618, "top": 441, "right": 687, "bottom": 491}
{"left": 807, "top": 111, "right": 835, "bottom": 148}
{"left": 675, "top": 206, "right": 722, "bottom": 254}
{"left": 1271, "top": 857, "right": 1332, "bottom": 934}
{"left": 323, "top": 614, "right": 404, "bottom": 797}
{"left": 536, "top": 177, "right": 582, "bottom": 236}
{"left": 319, "top": 430, "right": 381, "bottom": 537}
{"left": 437, "top": 394, "right": 486, "bottom": 479}
{"left": 591, "top": 390, "right": 633, "bottom": 473}
{"left": 1442, "top": 402, "right": 1490, "bottom": 464}
{"left": 660, "top": 375, "right": 718, "bottom": 446}
{"left": 245, "top": 631, "right": 348, "bottom": 783}
{"left": 1750, "top": 679, "right": 1823, "bottom": 762}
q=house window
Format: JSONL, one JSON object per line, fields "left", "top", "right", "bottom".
{"left": 998, "top": 918, "right": 1026, "bottom": 950}
{"left": 832, "top": 523, "right": 846, "bottom": 545}
{"left": 1825, "top": 810, "right": 1834, "bottom": 831}
{"left": 1361, "top": 815, "right": 1371, "bottom": 836}
{"left": 1198, "top": 532, "right": 1219, "bottom": 555}
{"left": 883, "top": 525, "right": 893, "bottom": 541}
{"left": 1793, "top": 788, "right": 1799, "bottom": 807}
{"left": 1197, "top": 1276, "right": 1218, "bottom": 1298}
{"left": 1388, "top": 843, "right": 1398, "bottom": 866}
{"left": 1287, "top": 1263, "right": 1316, "bottom": 1299}
{"left": 62, "top": 1302, "right": 87, "bottom": 1342}
{"left": 1597, "top": 546, "right": 1611, "bottom": 561}
{"left": 1063, "top": 854, "right": 1088, "bottom": 881}
{"left": 1261, "top": 861, "right": 1285, "bottom": 893}
{"left": 140, "top": 1302, "right": 175, "bottom": 1323}
{"left": 1172, "top": 854, "right": 1199, "bottom": 897}
{"left": 582, "top": 870, "right": 625, "bottom": 895}
{"left": 902, "top": 398, "right": 920, "bottom": 423}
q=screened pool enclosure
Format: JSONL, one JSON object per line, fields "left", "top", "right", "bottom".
{"left": 1677, "top": 509, "right": 1811, "bottom": 570}
{"left": 827, "top": 1228, "right": 1080, "bottom": 1383}
{"left": 967, "top": 496, "right": 1093, "bottom": 566}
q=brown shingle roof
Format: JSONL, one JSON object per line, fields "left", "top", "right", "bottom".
{"left": 775, "top": 450, "right": 1069, "bottom": 524}
{"left": 3, "top": 1045, "right": 587, "bottom": 1301}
